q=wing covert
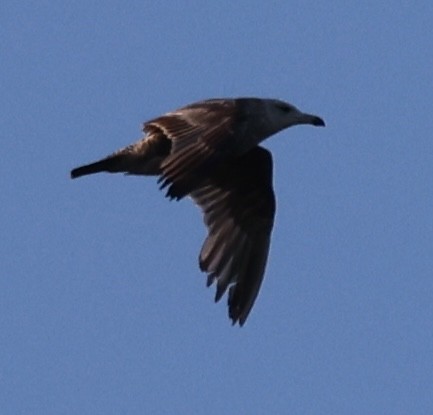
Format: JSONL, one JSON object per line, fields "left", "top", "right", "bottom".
{"left": 144, "top": 99, "right": 247, "bottom": 200}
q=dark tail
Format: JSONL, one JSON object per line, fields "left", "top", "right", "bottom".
{"left": 70, "top": 155, "right": 125, "bottom": 179}
{"left": 71, "top": 135, "right": 171, "bottom": 179}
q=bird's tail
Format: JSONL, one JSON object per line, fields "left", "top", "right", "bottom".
{"left": 70, "top": 155, "right": 126, "bottom": 179}
{"left": 71, "top": 134, "right": 172, "bottom": 179}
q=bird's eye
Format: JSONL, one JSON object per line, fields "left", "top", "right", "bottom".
{"left": 276, "top": 103, "right": 293, "bottom": 113}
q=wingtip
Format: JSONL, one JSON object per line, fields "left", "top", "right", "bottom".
{"left": 229, "top": 315, "right": 245, "bottom": 327}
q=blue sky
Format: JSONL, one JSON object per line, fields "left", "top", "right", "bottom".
{"left": 2, "top": 1, "right": 433, "bottom": 414}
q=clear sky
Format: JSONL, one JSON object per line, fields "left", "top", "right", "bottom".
{"left": 2, "top": 1, "right": 433, "bottom": 414}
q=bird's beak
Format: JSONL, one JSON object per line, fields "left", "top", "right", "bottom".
{"left": 299, "top": 113, "right": 326, "bottom": 127}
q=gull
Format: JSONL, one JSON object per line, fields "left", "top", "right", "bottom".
{"left": 71, "top": 97, "right": 325, "bottom": 326}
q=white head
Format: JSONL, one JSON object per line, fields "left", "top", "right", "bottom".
{"left": 262, "top": 98, "right": 325, "bottom": 136}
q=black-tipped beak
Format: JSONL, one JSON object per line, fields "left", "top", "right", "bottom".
{"left": 311, "top": 116, "right": 325, "bottom": 127}
{"left": 297, "top": 112, "right": 326, "bottom": 127}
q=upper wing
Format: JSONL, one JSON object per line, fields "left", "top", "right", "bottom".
{"left": 144, "top": 99, "right": 247, "bottom": 200}
{"left": 190, "top": 146, "right": 276, "bottom": 326}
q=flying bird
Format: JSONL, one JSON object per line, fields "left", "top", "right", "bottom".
{"left": 71, "top": 97, "right": 325, "bottom": 326}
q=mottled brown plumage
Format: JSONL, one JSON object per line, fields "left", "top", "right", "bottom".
{"left": 71, "top": 97, "right": 325, "bottom": 326}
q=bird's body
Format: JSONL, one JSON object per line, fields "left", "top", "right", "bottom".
{"left": 71, "top": 97, "right": 325, "bottom": 326}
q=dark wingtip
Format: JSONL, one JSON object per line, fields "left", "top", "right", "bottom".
{"left": 229, "top": 315, "right": 244, "bottom": 327}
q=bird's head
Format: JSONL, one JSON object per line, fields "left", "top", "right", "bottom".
{"left": 265, "top": 99, "right": 325, "bottom": 134}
